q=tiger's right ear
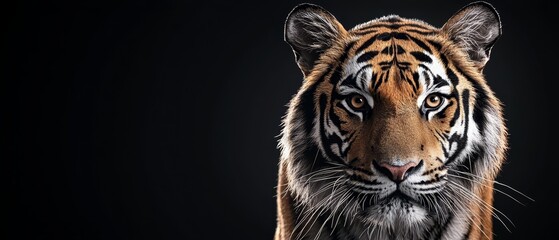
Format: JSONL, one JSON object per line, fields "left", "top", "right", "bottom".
{"left": 442, "top": 2, "right": 501, "bottom": 69}
{"left": 284, "top": 4, "right": 346, "bottom": 77}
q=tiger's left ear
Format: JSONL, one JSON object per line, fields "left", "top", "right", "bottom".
{"left": 442, "top": 2, "right": 502, "bottom": 69}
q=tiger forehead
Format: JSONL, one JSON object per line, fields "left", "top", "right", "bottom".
{"left": 335, "top": 19, "right": 449, "bottom": 101}
{"left": 349, "top": 33, "right": 440, "bottom": 62}
{"left": 348, "top": 16, "right": 441, "bottom": 57}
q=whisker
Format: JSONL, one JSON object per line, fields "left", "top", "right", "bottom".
{"left": 448, "top": 181, "right": 513, "bottom": 232}
{"left": 332, "top": 190, "right": 354, "bottom": 234}
{"left": 439, "top": 185, "right": 494, "bottom": 239}
{"left": 311, "top": 149, "right": 320, "bottom": 170}
{"left": 448, "top": 169, "right": 534, "bottom": 202}
{"left": 292, "top": 175, "right": 345, "bottom": 240}
{"left": 447, "top": 173, "right": 526, "bottom": 206}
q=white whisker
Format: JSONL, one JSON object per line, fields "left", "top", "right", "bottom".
{"left": 448, "top": 169, "right": 534, "bottom": 202}
{"left": 448, "top": 173, "right": 526, "bottom": 206}
{"left": 448, "top": 180, "right": 513, "bottom": 232}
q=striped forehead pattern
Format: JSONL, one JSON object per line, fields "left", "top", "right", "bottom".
{"left": 334, "top": 16, "right": 455, "bottom": 106}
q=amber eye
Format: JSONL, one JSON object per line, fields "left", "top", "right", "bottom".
{"left": 349, "top": 95, "right": 366, "bottom": 109}
{"left": 424, "top": 94, "right": 443, "bottom": 109}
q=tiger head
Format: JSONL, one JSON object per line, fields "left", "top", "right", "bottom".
{"left": 277, "top": 2, "right": 507, "bottom": 239}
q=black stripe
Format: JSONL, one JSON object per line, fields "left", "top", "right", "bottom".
{"left": 293, "top": 83, "right": 319, "bottom": 143}
{"left": 432, "top": 75, "right": 449, "bottom": 88}
{"left": 381, "top": 46, "right": 391, "bottom": 55}
{"left": 435, "top": 130, "right": 447, "bottom": 141}
{"left": 419, "top": 69, "right": 430, "bottom": 86}
{"left": 446, "top": 66, "right": 459, "bottom": 86}
{"left": 383, "top": 69, "right": 390, "bottom": 82}
{"left": 357, "top": 51, "right": 379, "bottom": 63}
{"left": 412, "top": 72, "right": 420, "bottom": 91}
{"left": 452, "top": 63, "right": 489, "bottom": 136}
{"left": 329, "top": 66, "right": 343, "bottom": 84}
{"left": 408, "top": 35, "right": 432, "bottom": 54}
{"left": 442, "top": 144, "right": 449, "bottom": 158}
{"left": 342, "top": 135, "right": 356, "bottom": 156}
{"left": 319, "top": 93, "right": 344, "bottom": 162}
{"left": 428, "top": 40, "right": 443, "bottom": 51}
{"left": 396, "top": 45, "right": 405, "bottom": 54}
{"left": 472, "top": 84, "right": 488, "bottom": 136}
{"left": 377, "top": 32, "right": 392, "bottom": 41}
{"left": 412, "top": 176, "right": 443, "bottom": 185}
{"left": 449, "top": 99, "right": 460, "bottom": 127}
{"left": 372, "top": 72, "right": 382, "bottom": 92}
{"left": 329, "top": 42, "right": 356, "bottom": 84}
{"left": 439, "top": 52, "right": 448, "bottom": 66}
{"left": 436, "top": 111, "right": 447, "bottom": 119}
{"left": 393, "top": 32, "right": 409, "bottom": 40}
{"left": 410, "top": 51, "right": 432, "bottom": 63}
{"left": 377, "top": 72, "right": 387, "bottom": 88}
{"left": 355, "top": 34, "right": 378, "bottom": 53}
{"left": 379, "top": 60, "right": 393, "bottom": 66}
{"left": 397, "top": 62, "right": 411, "bottom": 68}
{"left": 339, "top": 65, "right": 371, "bottom": 89}
{"left": 412, "top": 72, "right": 419, "bottom": 86}
{"left": 402, "top": 70, "right": 417, "bottom": 91}
{"left": 329, "top": 95, "right": 349, "bottom": 137}
{"left": 329, "top": 101, "right": 343, "bottom": 128}
{"left": 292, "top": 86, "right": 331, "bottom": 174}
{"left": 445, "top": 89, "right": 470, "bottom": 166}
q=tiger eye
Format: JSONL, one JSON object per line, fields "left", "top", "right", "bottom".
{"left": 425, "top": 94, "right": 443, "bottom": 108}
{"left": 350, "top": 95, "right": 365, "bottom": 109}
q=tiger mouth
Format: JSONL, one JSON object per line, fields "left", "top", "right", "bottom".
{"left": 370, "top": 188, "right": 421, "bottom": 207}
{"left": 346, "top": 179, "right": 419, "bottom": 208}
{"left": 385, "top": 190, "right": 420, "bottom": 205}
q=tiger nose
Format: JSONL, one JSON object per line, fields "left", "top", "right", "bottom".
{"left": 376, "top": 161, "right": 421, "bottom": 183}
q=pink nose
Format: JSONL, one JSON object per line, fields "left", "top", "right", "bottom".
{"left": 378, "top": 161, "right": 419, "bottom": 182}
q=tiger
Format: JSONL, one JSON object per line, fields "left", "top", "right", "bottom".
{"left": 275, "top": 2, "right": 507, "bottom": 240}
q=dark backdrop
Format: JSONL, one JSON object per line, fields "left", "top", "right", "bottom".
{"left": 4, "top": 0, "right": 555, "bottom": 239}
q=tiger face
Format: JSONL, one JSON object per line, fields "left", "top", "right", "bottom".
{"left": 277, "top": 2, "right": 507, "bottom": 239}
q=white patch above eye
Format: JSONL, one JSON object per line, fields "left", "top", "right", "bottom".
{"left": 416, "top": 51, "right": 453, "bottom": 120}
{"left": 343, "top": 52, "right": 371, "bottom": 77}
{"left": 337, "top": 55, "right": 375, "bottom": 118}
{"left": 416, "top": 51, "right": 452, "bottom": 96}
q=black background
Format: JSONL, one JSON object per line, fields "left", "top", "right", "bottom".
{"left": 4, "top": 0, "right": 556, "bottom": 239}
